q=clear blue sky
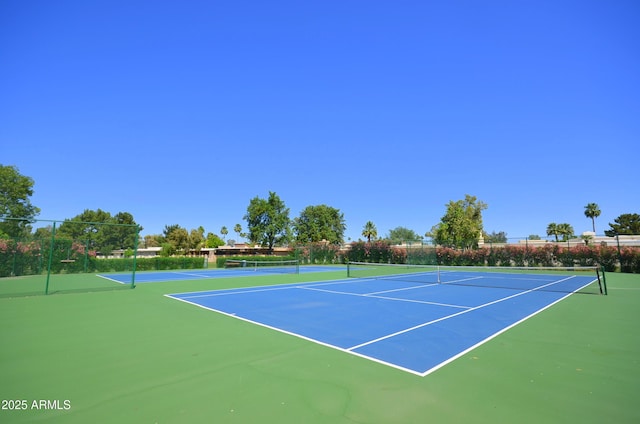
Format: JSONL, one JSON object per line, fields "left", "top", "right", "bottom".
{"left": 1, "top": 0, "right": 638, "bottom": 242}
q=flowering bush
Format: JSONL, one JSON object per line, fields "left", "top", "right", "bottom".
{"left": 490, "top": 246, "right": 513, "bottom": 267}
{"left": 426, "top": 244, "right": 640, "bottom": 273}
{"left": 571, "top": 245, "right": 597, "bottom": 267}
{"left": 346, "top": 241, "right": 404, "bottom": 264}
{"left": 436, "top": 247, "right": 457, "bottom": 265}
{"left": 293, "top": 242, "right": 342, "bottom": 264}
{"left": 598, "top": 245, "right": 618, "bottom": 272}
{"left": 620, "top": 247, "right": 640, "bottom": 273}
{"left": 390, "top": 247, "right": 407, "bottom": 264}
{"left": 0, "top": 238, "right": 44, "bottom": 277}
{"left": 527, "top": 244, "right": 558, "bottom": 267}
{"left": 504, "top": 245, "right": 528, "bottom": 266}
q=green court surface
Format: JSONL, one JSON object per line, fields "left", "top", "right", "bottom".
{"left": 1, "top": 270, "right": 639, "bottom": 423}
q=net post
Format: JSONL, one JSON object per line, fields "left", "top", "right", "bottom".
{"left": 295, "top": 260, "right": 300, "bottom": 274}
{"left": 347, "top": 261, "right": 351, "bottom": 277}
{"left": 600, "top": 265, "right": 608, "bottom": 295}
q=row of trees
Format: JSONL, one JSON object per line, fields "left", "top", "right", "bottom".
{"left": 543, "top": 204, "right": 602, "bottom": 242}
{"left": 143, "top": 224, "right": 225, "bottom": 256}
{"left": 2, "top": 209, "right": 141, "bottom": 256}
{"left": 545, "top": 222, "right": 575, "bottom": 242}
{"left": 243, "top": 192, "right": 347, "bottom": 251}
{"left": 1, "top": 165, "right": 639, "bottom": 257}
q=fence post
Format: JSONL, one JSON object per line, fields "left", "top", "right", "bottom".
{"left": 44, "top": 221, "right": 57, "bottom": 295}
{"left": 83, "top": 239, "right": 89, "bottom": 273}
{"left": 130, "top": 226, "right": 140, "bottom": 289}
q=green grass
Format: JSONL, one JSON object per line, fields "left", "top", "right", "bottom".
{"left": 0, "top": 273, "right": 134, "bottom": 298}
{"left": 1, "top": 269, "right": 639, "bottom": 423}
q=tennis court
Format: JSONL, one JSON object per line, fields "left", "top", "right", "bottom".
{"left": 167, "top": 264, "right": 601, "bottom": 376}
{"left": 2, "top": 265, "right": 638, "bottom": 423}
{"left": 99, "top": 263, "right": 345, "bottom": 284}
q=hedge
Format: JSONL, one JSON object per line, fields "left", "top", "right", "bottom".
{"left": 215, "top": 255, "right": 297, "bottom": 268}
{"left": 0, "top": 244, "right": 206, "bottom": 277}
{"left": 344, "top": 242, "right": 640, "bottom": 273}
{"left": 292, "top": 242, "right": 343, "bottom": 265}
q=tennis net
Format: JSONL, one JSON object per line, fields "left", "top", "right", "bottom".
{"left": 224, "top": 259, "right": 300, "bottom": 274}
{"left": 346, "top": 262, "right": 605, "bottom": 295}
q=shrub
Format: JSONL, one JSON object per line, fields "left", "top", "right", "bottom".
{"left": 572, "top": 245, "right": 597, "bottom": 267}
{"left": 296, "top": 243, "right": 340, "bottom": 264}
{"left": 556, "top": 247, "right": 576, "bottom": 267}
{"left": 215, "top": 255, "right": 296, "bottom": 268}
{"left": 527, "top": 244, "right": 558, "bottom": 267}
{"left": 436, "top": 247, "right": 457, "bottom": 266}
{"left": 345, "top": 243, "right": 640, "bottom": 273}
{"left": 504, "top": 245, "right": 527, "bottom": 267}
{"left": 597, "top": 246, "right": 618, "bottom": 272}
{"left": 346, "top": 241, "right": 399, "bottom": 264}
{"left": 620, "top": 247, "right": 640, "bottom": 273}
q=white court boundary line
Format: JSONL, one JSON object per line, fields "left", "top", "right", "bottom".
{"left": 166, "top": 275, "right": 597, "bottom": 377}
{"left": 96, "top": 274, "right": 127, "bottom": 284}
{"left": 174, "top": 277, "right": 396, "bottom": 299}
{"left": 347, "top": 275, "right": 579, "bottom": 351}
{"left": 298, "top": 285, "right": 472, "bottom": 309}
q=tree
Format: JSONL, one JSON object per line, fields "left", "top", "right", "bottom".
{"left": 189, "top": 227, "right": 205, "bottom": 250}
{"left": 528, "top": 234, "right": 541, "bottom": 240}
{"left": 234, "top": 223, "right": 242, "bottom": 241}
{"left": 546, "top": 223, "right": 560, "bottom": 242}
{"left": 220, "top": 226, "right": 228, "bottom": 241}
{"left": 557, "top": 223, "right": 575, "bottom": 241}
{"left": 57, "top": 209, "right": 140, "bottom": 254}
{"left": 604, "top": 213, "right": 640, "bottom": 236}
{"left": 293, "top": 204, "right": 346, "bottom": 245}
{"left": 58, "top": 209, "right": 112, "bottom": 241}
{"left": 430, "top": 195, "right": 487, "bottom": 249}
{"left": 205, "top": 232, "right": 225, "bottom": 248}
{"left": 0, "top": 165, "right": 40, "bottom": 238}
{"left": 484, "top": 231, "right": 507, "bottom": 243}
{"left": 144, "top": 234, "right": 163, "bottom": 248}
{"left": 362, "top": 221, "right": 377, "bottom": 242}
{"left": 33, "top": 226, "right": 53, "bottom": 240}
{"left": 99, "top": 211, "right": 140, "bottom": 251}
{"left": 581, "top": 234, "right": 594, "bottom": 245}
{"left": 159, "top": 243, "right": 175, "bottom": 257}
{"left": 163, "top": 224, "right": 190, "bottom": 253}
{"left": 386, "top": 226, "right": 420, "bottom": 244}
{"left": 243, "top": 191, "right": 290, "bottom": 252}
{"left": 584, "top": 203, "right": 601, "bottom": 233}
{"left": 547, "top": 222, "right": 574, "bottom": 242}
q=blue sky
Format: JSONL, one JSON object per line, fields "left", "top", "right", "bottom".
{"left": 1, "top": 0, "right": 638, "bottom": 242}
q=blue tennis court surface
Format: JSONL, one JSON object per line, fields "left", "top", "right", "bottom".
{"left": 98, "top": 265, "right": 345, "bottom": 284}
{"left": 166, "top": 272, "right": 598, "bottom": 376}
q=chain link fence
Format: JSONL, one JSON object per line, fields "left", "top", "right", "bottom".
{"left": 0, "top": 218, "right": 140, "bottom": 296}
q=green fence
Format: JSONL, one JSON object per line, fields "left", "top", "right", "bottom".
{"left": 0, "top": 218, "right": 140, "bottom": 296}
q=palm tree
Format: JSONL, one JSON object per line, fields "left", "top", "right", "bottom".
{"left": 546, "top": 222, "right": 560, "bottom": 242}
{"left": 584, "top": 203, "right": 601, "bottom": 233}
{"left": 557, "top": 223, "right": 575, "bottom": 241}
{"left": 220, "top": 226, "right": 228, "bottom": 241}
{"left": 234, "top": 223, "right": 242, "bottom": 241}
{"left": 362, "top": 221, "right": 377, "bottom": 242}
